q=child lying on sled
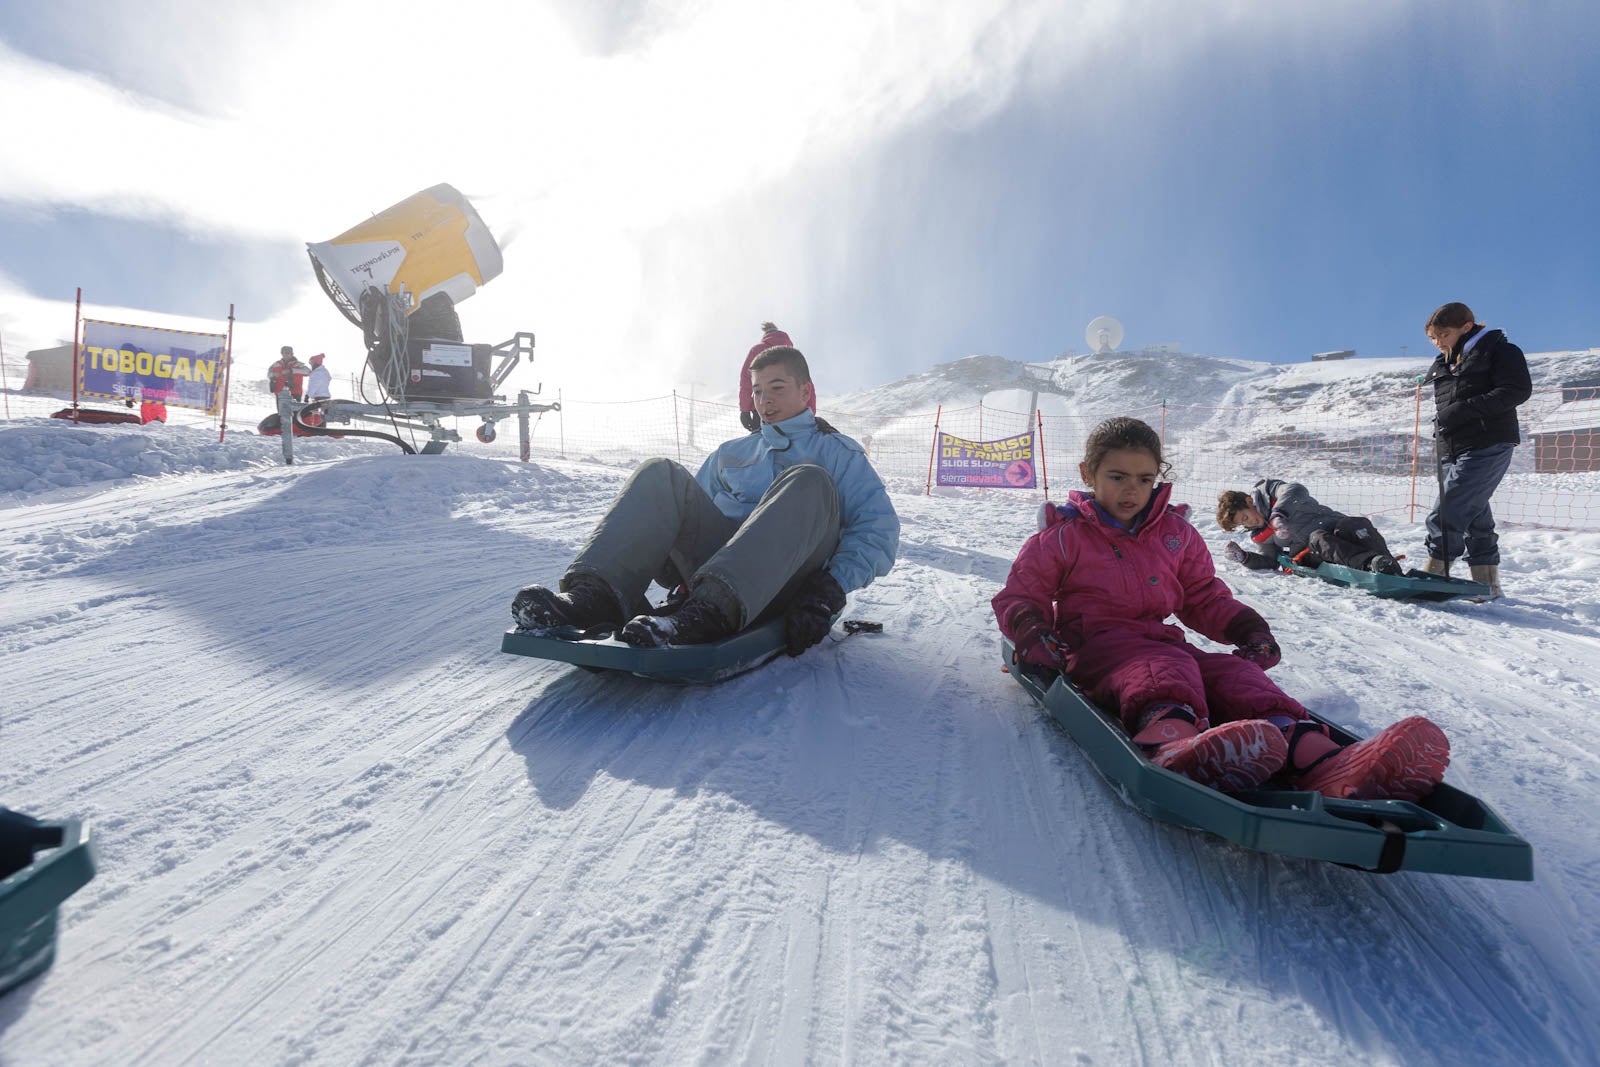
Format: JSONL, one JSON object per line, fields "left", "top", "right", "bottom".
{"left": 1216, "top": 480, "right": 1403, "bottom": 575}
{"left": 994, "top": 418, "right": 1447, "bottom": 799}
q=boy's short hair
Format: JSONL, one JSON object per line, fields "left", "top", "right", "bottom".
{"left": 749, "top": 345, "right": 811, "bottom": 386}
{"left": 1216, "top": 490, "right": 1254, "bottom": 531}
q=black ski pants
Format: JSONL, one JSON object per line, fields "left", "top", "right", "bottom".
{"left": 1307, "top": 516, "right": 1393, "bottom": 570}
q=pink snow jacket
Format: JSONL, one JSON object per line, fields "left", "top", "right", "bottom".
{"left": 993, "top": 484, "right": 1267, "bottom": 655}
{"left": 738, "top": 327, "right": 816, "bottom": 416}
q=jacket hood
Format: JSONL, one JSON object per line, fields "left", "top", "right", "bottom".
{"left": 1248, "top": 478, "right": 1277, "bottom": 521}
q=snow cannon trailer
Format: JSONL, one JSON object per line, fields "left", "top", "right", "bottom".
{"left": 289, "top": 183, "right": 558, "bottom": 461}
{"left": 0, "top": 809, "right": 98, "bottom": 998}
{"left": 1277, "top": 555, "right": 1493, "bottom": 601}
{"left": 1001, "top": 641, "right": 1532, "bottom": 880}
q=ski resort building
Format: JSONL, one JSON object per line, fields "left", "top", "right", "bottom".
{"left": 22, "top": 344, "right": 75, "bottom": 393}
{"left": 1531, "top": 378, "right": 1600, "bottom": 473}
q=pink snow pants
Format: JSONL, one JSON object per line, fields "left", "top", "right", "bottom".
{"left": 1067, "top": 631, "right": 1309, "bottom": 732}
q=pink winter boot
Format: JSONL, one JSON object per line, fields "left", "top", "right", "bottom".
{"left": 1288, "top": 716, "right": 1450, "bottom": 802}
{"left": 1132, "top": 705, "right": 1288, "bottom": 793}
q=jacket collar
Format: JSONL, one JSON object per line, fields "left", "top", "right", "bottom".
{"left": 757, "top": 409, "right": 817, "bottom": 450}
{"left": 1250, "top": 478, "right": 1274, "bottom": 517}
{"left": 1067, "top": 482, "right": 1173, "bottom": 534}
{"left": 1437, "top": 325, "right": 1494, "bottom": 374}
{"left": 1453, "top": 324, "right": 1486, "bottom": 358}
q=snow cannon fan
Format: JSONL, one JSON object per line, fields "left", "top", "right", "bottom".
{"left": 307, "top": 183, "right": 505, "bottom": 401}
{"left": 1085, "top": 316, "right": 1124, "bottom": 355}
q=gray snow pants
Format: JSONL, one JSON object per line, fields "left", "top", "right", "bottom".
{"left": 564, "top": 457, "right": 841, "bottom": 629}
{"left": 1425, "top": 442, "right": 1515, "bottom": 565}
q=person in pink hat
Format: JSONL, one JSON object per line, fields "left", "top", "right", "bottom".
{"left": 739, "top": 322, "right": 815, "bottom": 432}
{"left": 305, "top": 353, "right": 332, "bottom": 402}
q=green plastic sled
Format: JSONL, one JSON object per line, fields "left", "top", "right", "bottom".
{"left": 1278, "top": 555, "right": 1492, "bottom": 601}
{"left": 501, "top": 617, "right": 794, "bottom": 684}
{"left": 1002, "top": 641, "right": 1533, "bottom": 880}
{"left": 0, "top": 810, "right": 98, "bottom": 998}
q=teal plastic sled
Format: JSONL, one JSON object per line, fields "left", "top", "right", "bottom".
{"left": 1002, "top": 642, "right": 1533, "bottom": 880}
{"left": 1278, "top": 555, "right": 1492, "bottom": 601}
{"left": 1, "top": 810, "right": 98, "bottom": 998}
{"left": 501, "top": 617, "right": 793, "bottom": 684}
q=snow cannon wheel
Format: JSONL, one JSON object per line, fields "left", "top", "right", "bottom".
{"left": 476, "top": 421, "right": 497, "bottom": 444}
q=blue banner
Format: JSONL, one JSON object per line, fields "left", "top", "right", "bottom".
{"left": 935, "top": 431, "right": 1038, "bottom": 488}
{"left": 79, "top": 319, "right": 228, "bottom": 413}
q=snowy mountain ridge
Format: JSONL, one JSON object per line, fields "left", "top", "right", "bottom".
{"left": 830, "top": 346, "right": 1600, "bottom": 421}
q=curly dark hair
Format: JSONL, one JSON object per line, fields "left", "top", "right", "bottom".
{"left": 1081, "top": 416, "right": 1170, "bottom": 479}
{"left": 1216, "top": 490, "right": 1254, "bottom": 531}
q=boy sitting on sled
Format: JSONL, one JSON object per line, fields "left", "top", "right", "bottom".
{"left": 510, "top": 345, "right": 897, "bottom": 657}
{"left": 1217, "top": 479, "right": 1402, "bottom": 575}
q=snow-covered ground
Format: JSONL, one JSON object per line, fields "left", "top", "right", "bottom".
{"left": 3, "top": 372, "right": 1600, "bottom": 1064}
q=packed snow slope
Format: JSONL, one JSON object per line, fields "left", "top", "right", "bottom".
{"left": 3, "top": 415, "right": 1600, "bottom": 1066}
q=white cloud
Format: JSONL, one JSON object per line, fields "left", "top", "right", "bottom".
{"left": 1, "top": 0, "right": 1404, "bottom": 396}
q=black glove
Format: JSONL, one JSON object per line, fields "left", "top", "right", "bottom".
{"left": 1009, "top": 611, "right": 1066, "bottom": 669}
{"left": 784, "top": 571, "right": 847, "bottom": 656}
{"left": 1232, "top": 630, "right": 1282, "bottom": 670}
{"left": 740, "top": 410, "right": 761, "bottom": 433}
{"left": 1226, "top": 541, "right": 1281, "bottom": 571}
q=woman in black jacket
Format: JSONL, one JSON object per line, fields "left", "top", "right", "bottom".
{"left": 1420, "top": 302, "right": 1533, "bottom": 598}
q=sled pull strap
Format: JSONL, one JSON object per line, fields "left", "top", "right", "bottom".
{"left": 1371, "top": 819, "right": 1408, "bottom": 874}
{"left": 1338, "top": 819, "right": 1407, "bottom": 875}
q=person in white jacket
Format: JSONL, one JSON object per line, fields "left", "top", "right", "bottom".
{"left": 305, "top": 353, "right": 332, "bottom": 402}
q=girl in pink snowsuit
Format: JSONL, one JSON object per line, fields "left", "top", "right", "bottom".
{"left": 993, "top": 417, "right": 1450, "bottom": 799}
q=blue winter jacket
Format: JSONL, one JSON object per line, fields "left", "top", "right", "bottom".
{"left": 695, "top": 410, "right": 900, "bottom": 594}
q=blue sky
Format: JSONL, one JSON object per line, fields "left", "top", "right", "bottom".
{"left": 1, "top": 1, "right": 1596, "bottom": 397}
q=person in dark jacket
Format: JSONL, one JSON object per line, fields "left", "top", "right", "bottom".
{"left": 739, "top": 322, "right": 815, "bottom": 432}
{"left": 1216, "top": 480, "right": 1401, "bottom": 574}
{"left": 1420, "top": 302, "right": 1532, "bottom": 598}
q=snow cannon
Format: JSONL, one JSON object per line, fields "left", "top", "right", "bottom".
{"left": 307, "top": 184, "right": 519, "bottom": 404}
{"left": 307, "top": 183, "right": 502, "bottom": 329}
{"left": 289, "top": 184, "right": 555, "bottom": 459}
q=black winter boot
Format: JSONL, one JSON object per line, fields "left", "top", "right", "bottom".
{"left": 511, "top": 576, "right": 623, "bottom": 631}
{"left": 619, "top": 596, "right": 735, "bottom": 647}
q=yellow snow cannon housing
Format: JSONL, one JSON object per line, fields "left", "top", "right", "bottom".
{"left": 307, "top": 183, "right": 503, "bottom": 326}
